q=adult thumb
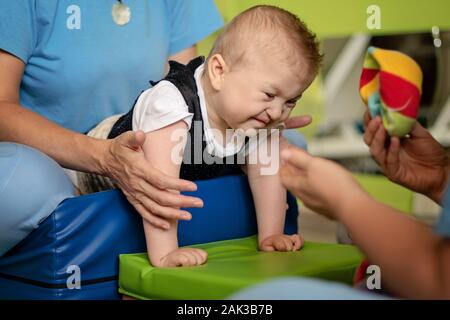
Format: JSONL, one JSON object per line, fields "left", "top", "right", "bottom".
{"left": 121, "top": 130, "right": 146, "bottom": 150}
{"left": 409, "top": 121, "right": 429, "bottom": 138}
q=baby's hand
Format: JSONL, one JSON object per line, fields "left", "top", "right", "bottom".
{"left": 159, "top": 248, "right": 208, "bottom": 267}
{"left": 259, "top": 234, "right": 304, "bottom": 252}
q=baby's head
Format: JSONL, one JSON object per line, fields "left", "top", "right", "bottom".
{"left": 203, "top": 5, "right": 322, "bottom": 131}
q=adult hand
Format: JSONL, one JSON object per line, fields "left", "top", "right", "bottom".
{"left": 284, "top": 115, "right": 312, "bottom": 130}
{"left": 363, "top": 111, "right": 449, "bottom": 204}
{"left": 100, "top": 130, "right": 203, "bottom": 229}
{"left": 280, "top": 147, "right": 367, "bottom": 220}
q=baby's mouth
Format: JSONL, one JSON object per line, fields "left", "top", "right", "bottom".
{"left": 253, "top": 117, "right": 269, "bottom": 126}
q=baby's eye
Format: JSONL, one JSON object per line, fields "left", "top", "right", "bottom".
{"left": 285, "top": 100, "right": 298, "bottom": 108}
{"left": 264, "top": 92, "right": 276, "bottom": 99}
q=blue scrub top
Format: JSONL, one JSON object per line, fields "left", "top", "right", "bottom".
{"left": 0, "top": 0, "right": 223, "bottom": 133}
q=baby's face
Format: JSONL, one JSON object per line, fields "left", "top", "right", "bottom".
{"left": 217, "top": 53, "right": 314, "bottom": 132}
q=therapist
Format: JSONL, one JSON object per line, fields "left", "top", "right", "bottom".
{"left": 232, "top": 113, "right": 450, "bottom": 299}
{"left": 0, "top": 0, "right": 226, "bottom": 256}
{"left": 0, "top": 1, "right": 313, "bottom": 257}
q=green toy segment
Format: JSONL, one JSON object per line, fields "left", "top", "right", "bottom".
{"left": 381, "top": 108, "right": 416, "bottom": 137}
{"left": 119, "top": 236, "right": 363, "bottom": 300}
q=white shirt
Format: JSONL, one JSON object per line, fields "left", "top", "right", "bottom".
{"left": 132, "top": 63, "right": 255, "bottom": 159}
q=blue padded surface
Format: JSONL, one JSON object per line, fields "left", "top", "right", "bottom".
{"left": 0, "top": 174, "right": 298, "bottom": 299}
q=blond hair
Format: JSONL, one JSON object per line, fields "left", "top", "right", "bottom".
{"left": 208, "top": 5, "right": 322, "bottom": 74}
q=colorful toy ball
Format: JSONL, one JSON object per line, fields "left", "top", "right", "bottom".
{"left": 359, "top": 46, "right": 423, "bottom": 137}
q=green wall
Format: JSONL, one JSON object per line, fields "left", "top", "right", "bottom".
{"left": 198, "top": 0, "right": 450, "bottom": 140}
{"left": 213, "top": 0, "right": 450, "bottom": 37}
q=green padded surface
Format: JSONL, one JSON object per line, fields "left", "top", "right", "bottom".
{"left": 119, "top": 236, "right": 363, "bottom": 300}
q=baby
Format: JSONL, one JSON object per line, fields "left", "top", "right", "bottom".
{"left": 79, "top": 5, "right": 321, "bottom": 267}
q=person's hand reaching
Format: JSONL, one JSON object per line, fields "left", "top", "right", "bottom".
{"left": 284, "top": 115, "right": 312, "bottom": 130}
{"left": 363, "top": 112, "right": 449, "bottom": 204}
{"left": 280, "top": 147, "right": 368, "bottom": 220}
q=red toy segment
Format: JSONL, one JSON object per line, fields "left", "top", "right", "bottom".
{"left": 379, "top": 71, "right": 421, "bottom": 118}
{"left": 359, "top": 68, "right": 379, "bottom": 89}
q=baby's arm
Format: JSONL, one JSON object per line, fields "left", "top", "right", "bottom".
{"left": 142, "top": 121, "right": 207, "bottom": 267}
{"left": 246, "top": 134, "right": 303, "bottom": 251}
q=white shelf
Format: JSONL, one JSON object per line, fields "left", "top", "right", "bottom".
{"left": 309, "top": 131, "right": 450, "bottom": 159}
{"left": 309, "top": 33, "right": 450, "bottom": 160}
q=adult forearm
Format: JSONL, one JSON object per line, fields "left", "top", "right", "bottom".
{"left": 430, "top": 158, "right": 450, "bottom": 205}
{"left": 0, "top": 101, "right": 106, "bottom": 173}
{"left": 339, "top": 195, "right": 446, "bottom": 298}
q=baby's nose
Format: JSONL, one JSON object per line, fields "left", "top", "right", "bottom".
{"left": 267, "top": 105, "right": 283, "bottom": 121}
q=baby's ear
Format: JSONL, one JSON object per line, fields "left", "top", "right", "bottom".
{"left": 206, "top": 54, "right": 228, "bottom": 91}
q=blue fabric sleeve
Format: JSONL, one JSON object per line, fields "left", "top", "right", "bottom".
{"left": 0, "top": 0, "right": 37, "bottom": 63}
{"left": 0, "top": 143, "right": 76, "bottom": 257}
{"left": 229, "top": 277, "right": 389, "bottom": 300}
{"left": 167, "top": 0, "right": 223, "bottom": 55}
{"left": 434, "top": 183, "right": 450, "bottom": 237}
